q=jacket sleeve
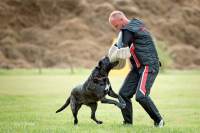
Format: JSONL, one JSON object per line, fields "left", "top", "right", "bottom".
{"left": 122, "top": 30, "right": 135, "bottom": 46}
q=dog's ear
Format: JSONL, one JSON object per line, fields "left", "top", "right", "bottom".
{"left": 95, "top": 61, "right": 102, "bottom": 69}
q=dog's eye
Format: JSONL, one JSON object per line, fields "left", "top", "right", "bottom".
{"left": 100, "top": 71, "right": 105, "bottom": 76}
{"left": 103, "top": 79, "right": 107, "bottom": 82}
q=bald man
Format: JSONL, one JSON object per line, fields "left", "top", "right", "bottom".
{"left": 108, "top": 11, "right": 165, "bottom": 128}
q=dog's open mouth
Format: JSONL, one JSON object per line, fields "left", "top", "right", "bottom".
{"left": 111, "top": 61, "right": 119, "bottom": 67}
{"left": 106, "top": 61, "right": 119, "bottom": 72}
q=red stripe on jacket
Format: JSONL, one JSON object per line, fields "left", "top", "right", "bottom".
{"left": 130, "top": 37, "right": 135, "bottom": 42}
{"left": 130, "top": 44, "right": 141, "bottom": 68}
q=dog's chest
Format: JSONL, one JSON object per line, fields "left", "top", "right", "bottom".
{"left": 104, "top": 84, "right": 110, "bottom": 91}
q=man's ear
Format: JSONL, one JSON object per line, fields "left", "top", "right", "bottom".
{"left": 95, "top": 61, "right": 102, "bottom": 69}
{"left": 121, "top": 18, "right": 126, "bottom": 25}
{"left": 120, "top": 18, "right": 123, "bottom": 22}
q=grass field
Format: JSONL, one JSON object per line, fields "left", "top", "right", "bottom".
{"left": 0, "top": 69, "right": 200, "bottom": 133}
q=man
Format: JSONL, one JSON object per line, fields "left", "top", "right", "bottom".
{"left": 108, "top": 11, "right": 165, "bottom": 128}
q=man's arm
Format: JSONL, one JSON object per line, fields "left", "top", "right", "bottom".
{"left": 122, "top": 30, "right": 135, "bottom": 46}
{"left": 116, "top": 30, "right": 135, "bottom": 48}
{"left": 108, "top": 30, "right": 134, "bottom": 69}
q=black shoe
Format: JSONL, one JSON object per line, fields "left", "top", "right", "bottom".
{"left": 154, "top": 119, "right": 165, "bottom": 128}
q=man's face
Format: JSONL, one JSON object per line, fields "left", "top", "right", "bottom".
{"left": 110, "top": 17, "right": 124, "bottom": 31}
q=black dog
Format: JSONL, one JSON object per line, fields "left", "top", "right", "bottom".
{"left": 56, "top": 56, "right": 126, "bottom": 124}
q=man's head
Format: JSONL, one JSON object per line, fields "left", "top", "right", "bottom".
{"left": 109, "top": 11, "right": 129, "bottom": 31}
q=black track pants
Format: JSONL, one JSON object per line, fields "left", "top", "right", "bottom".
{"left": 119, "top": 63, "right": 162, "bottom": 124}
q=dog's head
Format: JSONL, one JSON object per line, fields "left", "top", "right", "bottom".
{"left": 92, "top": 56, "right": 118, "bottom": 81}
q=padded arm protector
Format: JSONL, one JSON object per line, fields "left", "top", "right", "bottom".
{"left": 108, "top": 43, "right": 131, "bottom": 70}
{"left": 108, "top": 31, "right": 131, "bottom": 69}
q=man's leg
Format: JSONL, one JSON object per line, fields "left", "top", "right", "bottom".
{"left": 119, "top": 68, "right": 140, "bottom": 124}
{"left": 135, "top": 64, "right": 163, "bottom": 126}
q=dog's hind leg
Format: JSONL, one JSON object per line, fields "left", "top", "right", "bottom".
{"left": 88, "top": 102, "right": 102, "bottom": 124}
{"left": 70, "top": 95, "right": 82, "bottom": 125}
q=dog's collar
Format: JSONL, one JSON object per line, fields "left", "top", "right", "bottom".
{"left": 90, "top": 74, "right": 107, "bottom": 81}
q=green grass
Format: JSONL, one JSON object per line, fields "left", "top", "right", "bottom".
{"left": 0, "top": 69, "right": 200, "bottom": 133}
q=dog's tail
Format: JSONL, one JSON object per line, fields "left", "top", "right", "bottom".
{"left": 56, "top": 96, "right": 71, "bottom": 113}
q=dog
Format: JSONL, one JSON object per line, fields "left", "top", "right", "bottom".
{"left": 56, "top": 56, "right": 126, "bottom": 125}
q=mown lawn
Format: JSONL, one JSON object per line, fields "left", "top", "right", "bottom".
{"left": 0, "top": 69, "right": 200, "bottom": 133}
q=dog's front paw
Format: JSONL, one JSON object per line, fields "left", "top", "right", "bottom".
{"left": 122, "top": 104, "right": 126, "bottom": 109}
{"left": 97, "top": 121, "right": 103, "bottom": 124}
{"left": 118, "top": 96, "right": 126, "bottom": 105}
{"left": 118, "top": 103, "right": 126, "bottom": 109}
{"left": 120, "top": 100, "right": 126, "bottom": 105}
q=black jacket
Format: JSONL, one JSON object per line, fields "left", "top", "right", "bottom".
{"left": 121, "top": 18, "right": 159, "bottom": 68}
